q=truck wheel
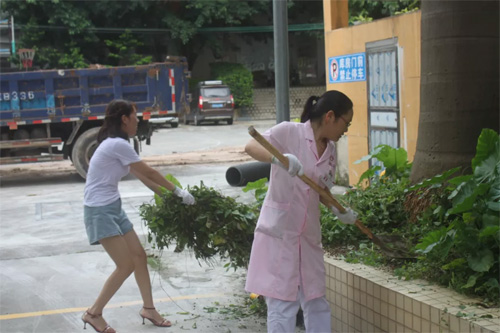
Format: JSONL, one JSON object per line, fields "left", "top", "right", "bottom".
{"left": 227, "top": 118, "right": 233, "bottom": 125}
{"left": 71, "top": 127, "right": 100, "bottom": 179}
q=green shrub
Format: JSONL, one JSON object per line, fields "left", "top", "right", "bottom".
{"left": 189, "top": 78, "right": 203, "bottom": 92}
{"left": 404, "top": 129, "right": 500, "bottom": 304}
{"left": 210, "top": 62, "right": 253, "bottom": 108}
{"left": 322, "top": 132, "right": 499, "bottom": 305}
{"left": 345, "top": 177, "right": 410, "bottom": 233}
{"left": 344, "top": 144, "right": 412, "bottom": 234}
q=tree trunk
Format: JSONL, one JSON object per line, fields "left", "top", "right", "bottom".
{"left": 410, "top": 0, "right": 499, "bottom": 183}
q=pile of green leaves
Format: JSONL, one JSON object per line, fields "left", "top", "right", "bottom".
{"left": 139, "top": 176, "right": 258, "bottom": 270}
{"left": 203, "top": 296, "right": 266, "bottom": 320}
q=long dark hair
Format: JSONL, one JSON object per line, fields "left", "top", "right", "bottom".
{"left": 300, "top": 90, "right": 353, "bottom": 123}
{"left": 97, "top": 99, "right": 136, "bottom": 143}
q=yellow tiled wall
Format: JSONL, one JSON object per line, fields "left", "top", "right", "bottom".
{"left": 324, "top": 11, "right": 422, "bottom": 185}
{"left": 324, "top": 256, "right": 500, "bottom": 333}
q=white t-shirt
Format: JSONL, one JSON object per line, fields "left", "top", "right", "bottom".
{"left": 84, "top": 137, "right": 141, "bottom": 207}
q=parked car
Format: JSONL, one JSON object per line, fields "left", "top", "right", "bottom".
{"left": 183, "top": 80, "right": 234, "bottom": 125}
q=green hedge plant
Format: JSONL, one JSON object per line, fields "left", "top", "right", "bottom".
{"left": 210, "top": 62, "right": 253, "bottom": 108}
{"left": 405, "top": 129, "right": 499, "bottom": 304}
{"left": 320, "top": 132, "right": 499, "bottom": 304}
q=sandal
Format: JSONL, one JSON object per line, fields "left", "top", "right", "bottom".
{"left": 81, "top": 309, "right": 116, "bottom": 333}
{"left": 139, "top": 306, "right": 172, "bottom": 327}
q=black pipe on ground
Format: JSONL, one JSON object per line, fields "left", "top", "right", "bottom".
{"left": 225, "top": 162, "right": 271, "bottom": 186}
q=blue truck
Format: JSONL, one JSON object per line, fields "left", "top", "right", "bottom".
{"left": 0, "top": 57, "right": 190, "bottom": 178}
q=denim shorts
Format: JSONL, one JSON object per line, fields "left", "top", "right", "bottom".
{"left": 84, "top": 198, "right": 134, "bottom": 245}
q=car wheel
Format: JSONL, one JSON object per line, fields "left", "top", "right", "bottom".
{"left": 171, "top": 122, "right": 179, "bottom": 128}
{"left": 227, "top": 118, "right": 233, "bottom": 125}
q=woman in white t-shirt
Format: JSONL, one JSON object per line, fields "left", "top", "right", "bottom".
{"left": 81, "top": 99, "right": 195, "bottom": 332}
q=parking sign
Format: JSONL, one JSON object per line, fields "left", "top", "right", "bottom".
{"left": 328, "top": 52, "right": 366, "bottom": 83}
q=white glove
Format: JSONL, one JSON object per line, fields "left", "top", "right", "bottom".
{"left": 331, "top": 206, "right": 358, "bottom": 225}
{"left": 271, "top": 154, "right": 304, "bottom": 177}
{"left": 173, "top": 186, "right": 195, "bottom": 205}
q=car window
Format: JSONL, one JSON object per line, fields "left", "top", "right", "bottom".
{"left": 201, "top": 87, "right": 230, "bottom": 97}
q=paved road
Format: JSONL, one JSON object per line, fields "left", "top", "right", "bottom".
{"left": 143, "top": 120, "right": 276, "bottom": 156}
{"left": 0, "top": 120, "right": 276, "bottom": 180}
{"left": 0, "top": 120, "right": 308, "bottom": 333}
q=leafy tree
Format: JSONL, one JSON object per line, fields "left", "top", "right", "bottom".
{"left": 8, "top": 17, "right": 51, "bottom": 69}
{"left": 104, "top": 30, "right": 152, "bottom": 66}
{"left": 2, "top": 0, "right": 423, "bottom": 70}
{"left": 161, "top": 0, "right": 271, "bottom": 70}
{"left": 348, "top": 0, "right": 420, "bottom": 24}
{"left": 58, "top": 42, "right": 87, "bottom": 69}
{"left": 2, "top": 0, "right": 96, "bottom": 68}
{"left": 1, "top": 0, "right": 270, "bottom": 69}
{"left": 1, "top": 0, "right": 159, "bottom": 68}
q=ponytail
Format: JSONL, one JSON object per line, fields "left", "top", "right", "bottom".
{"left": 300, "top": 96, "right": 320, "bottom": 123}
{"left": 300, "top": 90, "right": 353, "bottom": 123}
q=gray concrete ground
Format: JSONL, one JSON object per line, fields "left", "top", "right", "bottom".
{"left": 0, "top": 121, "right": 317, "bottom": 333}
{"left": 0, "top": 164, "right": 270, "bottom": 333}
{"left": 143, "top": 120, "right": 276, "bottom": 156}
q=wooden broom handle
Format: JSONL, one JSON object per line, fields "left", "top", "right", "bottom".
{"left": 248, "top": 126, "right": 374, "bottom": 239}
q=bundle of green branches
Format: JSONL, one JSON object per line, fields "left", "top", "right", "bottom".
{"left": 139, "top": 178, "right": 258, "bottom": 270}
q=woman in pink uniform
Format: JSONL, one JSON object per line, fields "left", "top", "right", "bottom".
{"left": 245, "top": 90, "right": 357, "bottom": 333}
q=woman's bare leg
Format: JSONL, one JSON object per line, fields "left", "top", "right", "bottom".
{"left": 84, "top": 235, "right": 135, "bottom": 330}
{"left": 123, "top": 230, "right": 170, "bottom": 325}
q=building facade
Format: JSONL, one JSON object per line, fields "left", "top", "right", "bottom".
{"left": 323, "top": 2, "right": 421, "bottom": 185}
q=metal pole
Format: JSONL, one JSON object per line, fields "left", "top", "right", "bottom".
{"left": 273, "top": 0, "right": 290, "bottom": 123}
{"left": 10, "top": 16, "right": 15, "bottom": 55}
